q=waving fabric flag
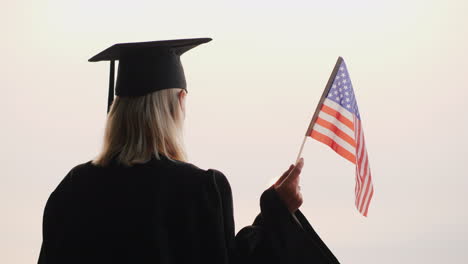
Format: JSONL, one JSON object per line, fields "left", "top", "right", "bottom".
{"left": 299, "top": 57, "right": 374, "bottom": 216}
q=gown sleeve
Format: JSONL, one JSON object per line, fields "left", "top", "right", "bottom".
{"left": 37, "top": 170, "right": 74, "bottom": 264}
{"left": 207, "top": 168, "right": 341, "bottom": 264}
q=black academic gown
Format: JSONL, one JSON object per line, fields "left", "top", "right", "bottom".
{"left": 38, "top": 154, "right": 340, "bottom": 264}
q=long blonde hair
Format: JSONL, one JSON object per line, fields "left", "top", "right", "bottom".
{"left": 92, "top": 88, "right": 187, "bottom": 167}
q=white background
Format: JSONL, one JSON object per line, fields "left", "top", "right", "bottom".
{"left": 1, "top": 0, "right": 467, "bottom": 263}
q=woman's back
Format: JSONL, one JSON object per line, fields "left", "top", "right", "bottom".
{"left": 38, "top": 154, "right": 233, "bottom": 264}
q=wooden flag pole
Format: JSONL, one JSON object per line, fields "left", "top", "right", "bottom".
{"left": 295, "top": 56, "right": 344, "bottom": 164}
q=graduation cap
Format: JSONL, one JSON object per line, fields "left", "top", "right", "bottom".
{"left": 89, "top": 37, "right": 212, "bottom": 113}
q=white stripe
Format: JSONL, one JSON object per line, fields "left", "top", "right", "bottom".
{"left": 317, "top": 111, "right": 355, "bottom": 139}
{"left": 312, "top": 124, "right": 356, "bottom": 154}
{"left": 323, "top": 98, "right": 354, "bottom": 121}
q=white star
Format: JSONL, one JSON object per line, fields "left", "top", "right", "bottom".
{"left": 334, "top": 91, "right": 338, "bottom": 95}
{"left": 345, "top": 92, "right": 349, "bottom": 95}
{"left": 341, "top": 73, "right": 346, "bottom": 77}
{"left": 332, "top": 85, "right": 336, "bottom": 89}
{"left": 336, "top": 97, "right": 340, "bottom": 100}
{"left": 344, "top": 85, "right": 348, "bottom": 89}
{"left": 347, "top": 104, "right": 351, "bottom": 108}
{"left": 340, "top": 67, "right": 344, "bottom": 71}
{"left": 342, "top": 79, "right": 347, "bottom": 84}
{"left": 336, "top": 75, "right": 340, "bottom": 80}
{"left": 338, "top": 81, "right": 342, "bottom": 85}
{"left": 339, "top": 94, "right": 343, "bottom": 98}
{"left": 346, "top": 98, "right": 350, "bottom": 102}
{"left": 339, "top": 88, "right": 342, "bottom": 92}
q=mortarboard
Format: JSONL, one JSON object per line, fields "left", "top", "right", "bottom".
{"left": 88, "top": 37, "right": 212, "bottom": 113}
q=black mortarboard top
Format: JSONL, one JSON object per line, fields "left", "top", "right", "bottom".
{"left": 88, "top": 37, "right": 212, "bottom": 113}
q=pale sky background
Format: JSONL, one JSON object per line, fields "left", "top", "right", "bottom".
{"left": 1, "top": 0, "right": 468, "bottom": 263}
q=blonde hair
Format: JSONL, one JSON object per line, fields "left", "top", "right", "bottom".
{"left": 92, "top": 88, "right": 187, "bottom": 167}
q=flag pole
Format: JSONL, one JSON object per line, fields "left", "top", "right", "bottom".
{"left": 295, "top": 136, "right": 307, "bottom": 164}
{"left": 295, "top": 56, "right": 344, "bottom": 164}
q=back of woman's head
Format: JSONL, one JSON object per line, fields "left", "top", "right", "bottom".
{"left": 92, "top": 88, "right": 187, "bottom": 167}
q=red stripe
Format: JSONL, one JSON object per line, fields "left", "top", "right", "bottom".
{"left": 320, "top": 105, "right": 354, "bottom": 131}
{"left": 310, "top": 130, "right": 356, "bottom": 164}
{"left": 314, "top": 117, "right": 356, "bottom": 147}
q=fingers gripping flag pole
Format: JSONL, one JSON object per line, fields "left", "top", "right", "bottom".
{"left": 296, "top": 57, "right": 374, "bottom": 217}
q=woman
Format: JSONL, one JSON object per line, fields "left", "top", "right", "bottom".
{"left": 37, "top": 38, "right": 340, "bottom": 264}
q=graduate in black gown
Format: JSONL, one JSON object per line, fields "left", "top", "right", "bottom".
{"left": 37, "top": 38, "right": 340, "bottom": 264}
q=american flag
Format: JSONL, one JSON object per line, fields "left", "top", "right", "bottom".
{"left": 306, "top": 57, "right": 374, "bottom": 216}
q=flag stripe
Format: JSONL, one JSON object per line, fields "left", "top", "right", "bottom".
{"left": 355, "top": 116, "right": 373, "bottom": 217}
{"left": 315, "top": 117, "right": 356, "bottom": 148}
{"left": 356, "top": 119, "right": 365, "bottom": 169}
{"left": 354, "top": 119, "right": 363, "bottom": 205}
{"left": 363, "top": 185, "right": 374, "bottom": 216}
{"left": 320, "top": 104, "right": 354, "bottom": 131}
{"left": 359, "top": 143, "right": 367, "bottom": 177}
{"left": 312, "top": 123, "right": 356, "bottom": 155}
{"left": 356, "top": 154, "right": 369, "bottom": 207}
{"left": 355, "top": 167, "right": 362, "bottom": 205}
{"left": 360, "top": 180, "right": 372, "bottom": 215}
{"left": 310, "top": 130, "right": 356, "bottom": 163}
{"left": 317, "top": 111, "right": 355, "bottom": 140}
{"left": 362, "top": 167, "right": 373, "bottom": 212}
{"left": 358, "top": 160, "right": 370, "bottom": 213}
{"left": 361, "top": 175, "right": 373, "bottom": 215}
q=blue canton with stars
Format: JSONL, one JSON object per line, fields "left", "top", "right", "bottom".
{"left": 326, "top": 60, "right": 361, "bottom": 120}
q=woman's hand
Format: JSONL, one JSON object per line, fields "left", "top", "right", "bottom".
{"left": 272, "top": 157, "right": 304, "bottom": 214}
